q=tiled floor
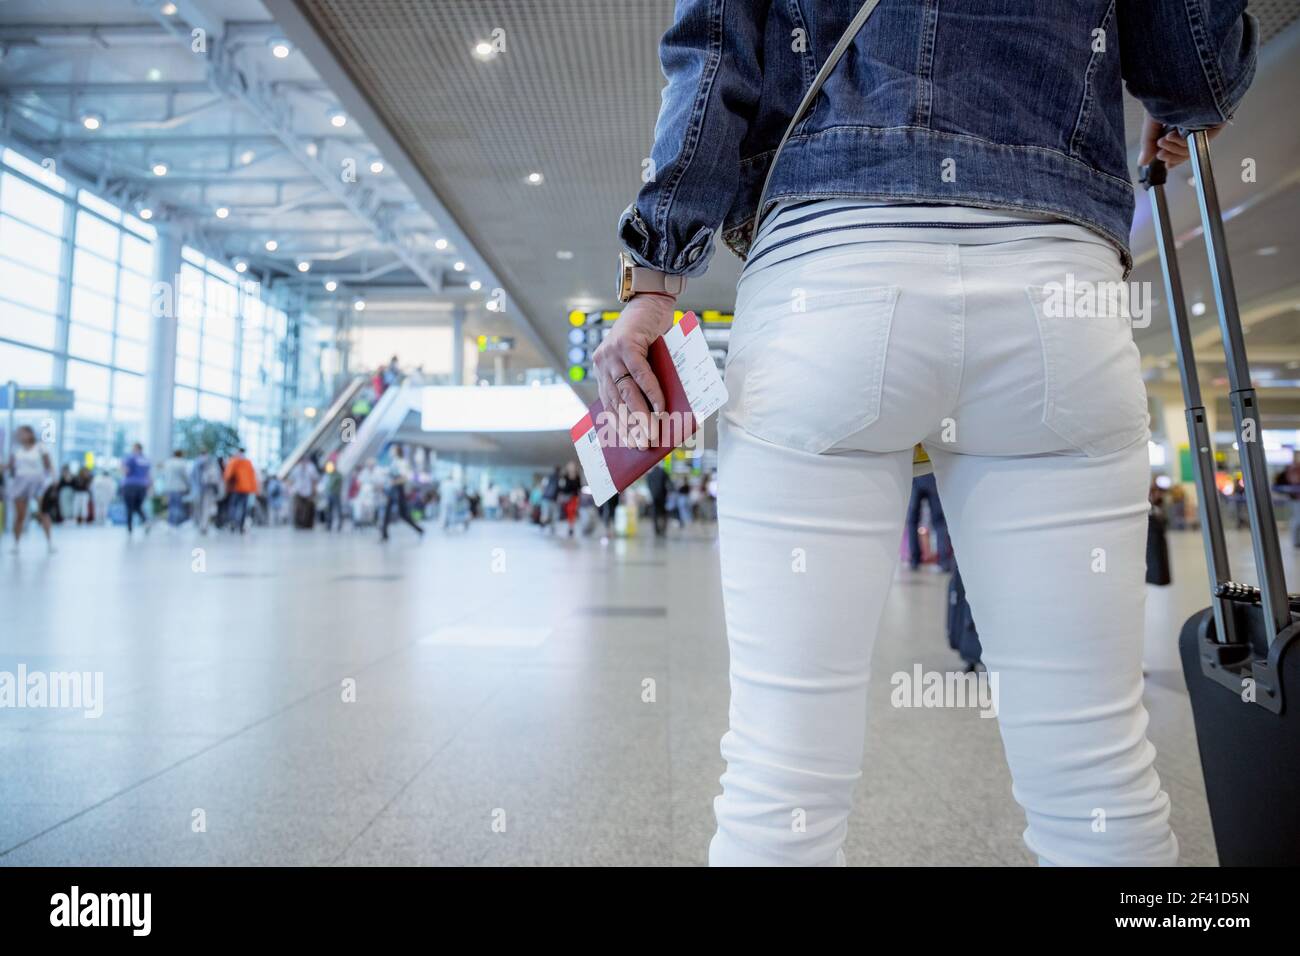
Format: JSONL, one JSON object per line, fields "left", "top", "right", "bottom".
{"left": 1, "top": 515, "right": 1291, "bottom": 866}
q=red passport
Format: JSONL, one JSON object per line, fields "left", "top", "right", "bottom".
{"left": 570, "top": 311, "right": 728, "bottom": 505}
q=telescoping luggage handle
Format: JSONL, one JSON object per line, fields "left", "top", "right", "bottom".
{"left": 1139, "top": 130, "right": 1290, "bottom": 653}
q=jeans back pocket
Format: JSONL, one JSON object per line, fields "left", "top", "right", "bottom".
{"left": 1026, "top": 285, "right": 1150, "bottom": 457}
{"left": 724, "top": 285, "right": 900, "bottom": 454}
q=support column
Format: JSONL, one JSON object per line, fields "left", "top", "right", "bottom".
{"left": 451, "top": 304, "right": 466, "bottom": 385}
{"left": 145, "top": 222, "right": 182, "bottom": 458}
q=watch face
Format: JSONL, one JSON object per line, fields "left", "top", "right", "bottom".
{"left": 617, "top": 253, "right": 633, "bottom": 302}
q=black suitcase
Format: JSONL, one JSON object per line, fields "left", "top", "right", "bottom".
{"left": 1142, "top": 132, "right": 1300, "bottom": 866}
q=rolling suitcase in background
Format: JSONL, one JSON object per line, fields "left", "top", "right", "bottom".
{"left": 1142, "top": 130, "right": 1300, "bottom": 866}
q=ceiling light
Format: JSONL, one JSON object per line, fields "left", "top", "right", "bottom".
{"left": 1191, "top": 301, "right": 1207, "bottom": 316}
{"left": 485, "top": 299, "right": 499, "bottom": 312}
{"left": 80, "top": 111, "right": 104, "bottom": 131}
{"left": 151, "top": 159, "right": 169, "bottom": 176}
{"left": 469, "top": 280, "right": 482, "bottom": 291}
{"left": 304, "top": 142, "right": 318, "bottom": 158}
{"left": 369, "top": 159, "right": 385, "bottom": 174}
{"left": 327, "top": 109, "right": 348, "bottom": 128}
{"left": 1256, "top": 246, "right": 1279, "bottom": 256}
{"left": 526, "top": 171, "right": 544, "bottom": 185}
{"left": 352, "top": 298, "right": 366, "bottom": 312}
{"left": 264, "top": 239, "right": 278, "bottom": 252}
{"left": 473, "top": 41, "right": 497, "bottom": 61}
{"left": 324, "top": 279, "right": 338, "bottom": 292}
{"left": 138, "top": 207, "right": 153, "bottom": 221}
{"left": 434, "top": 238, "right": 448, "bottom": 251}
{"left": 239, "top": 149, "right": 256, "bottom": 165}
{"left": 556, "top": 249, "right": 574, "bottom": 260}
{"left": 215, "top": 206, "right": 229, "bottom": 219}
{"left": 160, "top": 2, "right": 177, "bottom": 15}
{"left": 146, "top": 67, "right": 162, "bottom": 82}
{"left": 297, "top": 260, "right": 311, "bottom": 273}
{"left": 453, "top": 260, "right": 465, "bottom": 271}
{"left": 267, "top": 37, "right": 293, "bottom": 59}
{"left": 233, "top": 257, "right": 248, "bottom": 273}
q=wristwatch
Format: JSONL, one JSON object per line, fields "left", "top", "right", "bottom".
{"left": 617, "top": 251, "right": 687, "bottom": 303}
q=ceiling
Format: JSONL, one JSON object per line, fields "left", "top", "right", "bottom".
{"left": 3, "top": 0, "right": 1297, "bottom": 420}
{"left": 285, "top": 0, "right": 1300, "bottom": 406}
{"left": 0, "top": 0, "right": 542, "bottom": 365}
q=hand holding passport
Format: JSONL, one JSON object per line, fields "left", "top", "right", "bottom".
{"left": 573, "top": 311, "right": 729, "bottom": 505}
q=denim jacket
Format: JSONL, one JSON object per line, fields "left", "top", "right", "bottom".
{"left": 618, "top": 0, "right": 1257, "bottom": 277}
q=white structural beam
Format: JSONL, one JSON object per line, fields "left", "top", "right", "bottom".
{"left": 128, "top": 0, "right": 445, "bottom": 296}
{"left": 262, "top": 0, "right": 567, "bottom": 376}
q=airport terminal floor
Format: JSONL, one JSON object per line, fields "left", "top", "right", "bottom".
{"left": 3, "top": 519, "right": 1292, "bottom": 867}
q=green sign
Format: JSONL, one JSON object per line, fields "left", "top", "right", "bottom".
{"left": 0, "top": 386, "right": 76, "bottom": 411}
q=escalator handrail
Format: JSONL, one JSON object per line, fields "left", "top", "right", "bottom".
{"left": 336, "top": 376, "right": 413, "bottom": 476}
{"left": 275, "top": 376, "right": 367, "bottom": 481}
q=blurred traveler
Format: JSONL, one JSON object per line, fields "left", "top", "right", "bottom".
{"left": 5, "top": 424, "right": 55, "bottom": 553}
{"left": 324, "top": 461, "right": 346, "bottom": 531}
{"left": 223, "top": 447, "right": 258, "bottom": 534}
{"left": 597, "top": 0, "right": 1258, "bottom": 866}
{"left": 161, "top": 450, "right": 190, "bottom": 527}
{"left": 647, "top": 462, "right": 669, "bottom": 538}
{"left": 289, "top": 457, "right": 320, "bottom": 530}
{"left": 541, "top": 467, "right": 560, "bottom": 531}
{"left": 56, "top": 465, "right": 75, "bottom": 523}
{"left": 380, "top": 445, "right": 423, "bottom": 541}
{"left": 1274, "top": 452, "right": 1300, "bottom": 548}
{"left": 191, "top": 447, "right": 223, "bottom": 534}
{"left": 483, "top": 481, "right": 501, "bottom": 520}
{"left": 349, "top": 385, "right": 374, "bottom": 429}
{"left": 675, "top": 476, "right": 693, "bottom": 529}
{"left": 906, "top": 473, "right": 952, "bottom": 572}
{"left": 120, "top": 442, "right": 153, "bottom": 535}
{"left": 90, "top": 470, "right": 116, "bottom": 525}
{"left": 72, "top": 466, "right": 92, "bottom": 524}
{"left": 354, "top": 458, "right": 382, "bottom": 526}
{"left": 558, "top": 462, "right": 582, "bottom": 537}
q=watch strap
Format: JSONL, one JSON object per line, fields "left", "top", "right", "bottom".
{"left": 631, "top": 266, "right": 686, "bottom": 297}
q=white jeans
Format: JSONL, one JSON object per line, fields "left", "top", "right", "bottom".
{"left": 711, "top": 237, "right": 1178, "bottom": 866}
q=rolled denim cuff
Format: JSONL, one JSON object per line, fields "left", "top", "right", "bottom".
{"left": 617, "top": 202, "right": 715, "bottom": 278}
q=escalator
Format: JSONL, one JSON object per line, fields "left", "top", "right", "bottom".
{"left": 275, "top": 376, "right": 367, "bottom": 481}
{"left": 275, "top": 374, "right": 421, "bottom": 481}
{"left": 334, "top": 377, "right": 420, "bottom": 475}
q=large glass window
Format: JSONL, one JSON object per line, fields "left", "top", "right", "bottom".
{"left": 1, "top": 146, "right": 293, "bottom": 469}
{"left": 172, "top": 248, "right": 244, "bottom": 430}
{"left": 0, "top": 148, "right": 156, "bottom": 464}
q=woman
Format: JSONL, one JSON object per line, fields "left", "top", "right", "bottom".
{"left": 6, "top": 425, "right": 55, "bottom": 553}
{"left": 594, "top": 1, "right": 1257, "bottom": 866}
{"left": 120, "top": 442, "right": 153, "bottom": 535}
